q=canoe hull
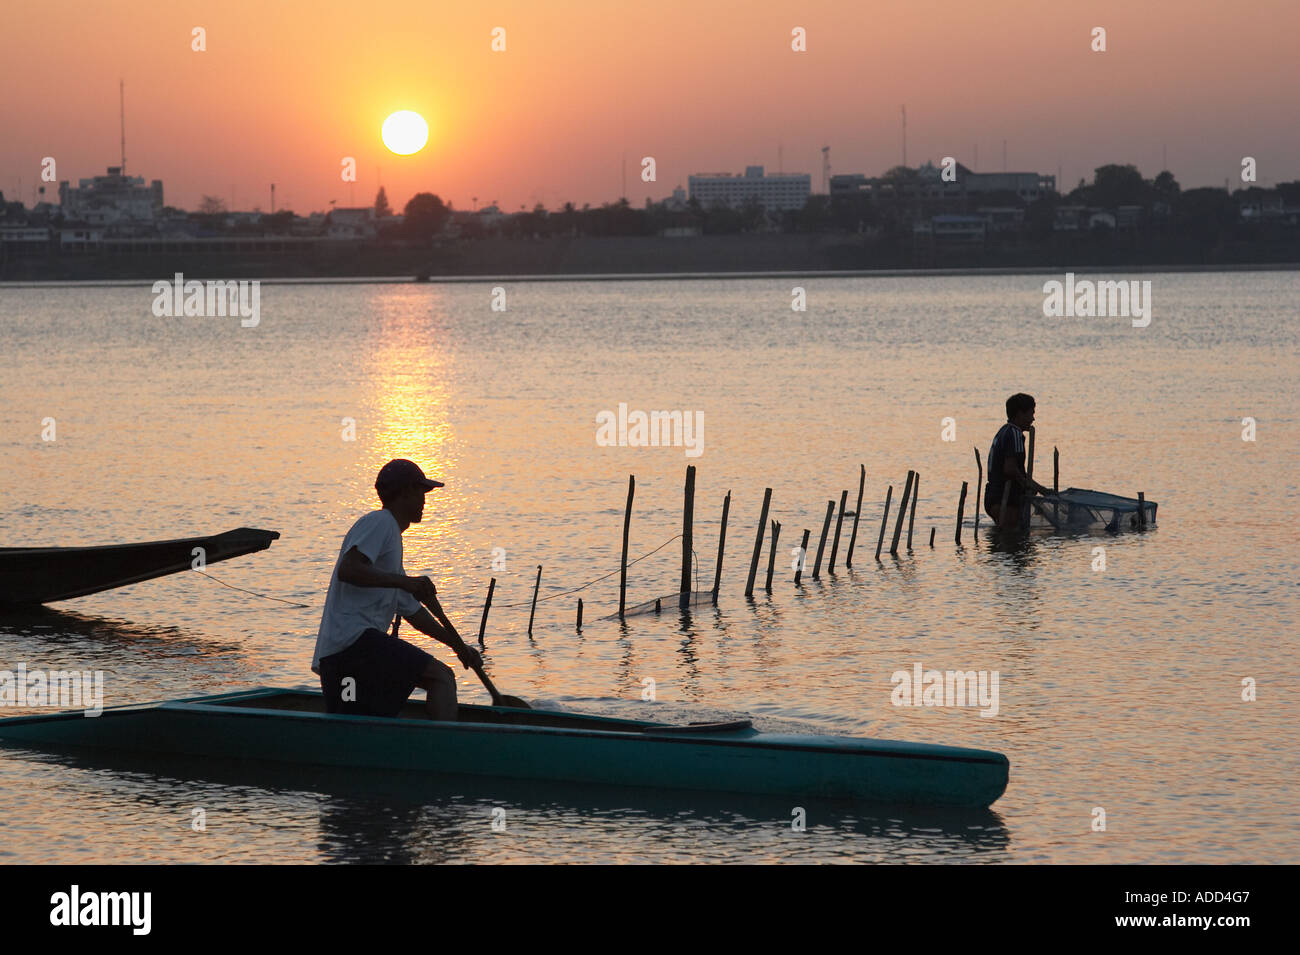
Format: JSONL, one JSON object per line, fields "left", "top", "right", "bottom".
{"left": 0, "top": 528, "right": 279, "bottom": 606}
{"left": 0, "top": 688, "right": 1009, "bottom": 808}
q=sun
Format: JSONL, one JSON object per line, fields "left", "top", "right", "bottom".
{"left": 381, "top": 111, "right": 429, "bottom": 155}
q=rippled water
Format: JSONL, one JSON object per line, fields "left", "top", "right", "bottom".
{"left": 1, "top": 272, "right": 1296, "bottom": 863}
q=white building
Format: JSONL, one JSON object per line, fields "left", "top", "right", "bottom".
{"left": 326, "top": 207, "right": 377, "bottom": 239}
{"left": 1238, "top": 195, "right": 1285, "bottom": 221}
{"left": 475, "top": 204, "right": 506, "bottom": 226}
{"left": 976, "top": 206, "right": 1025, "bottom": 232}
{"left": 963, "top": 170, "right": 1055, "bottom": 203}
{"left": 292, "top": 212, "right": 329, "bottom": 236}
{"left": 915, "top": 215, "right": 987, "bottom": 243}
{"left": 663, "top": 186, "right": 688, "bottom": 211}
{"left": 224, "top": 212, "right": 264, "bottom": 228}
{"left": 59, "top": 227, "right": 105, "bottom": 250}
{"left": 0, "top": 225, "right": 52, "bottom": 252}
{"left": 1054, "top": 205, "right": 1086, "bottom": 231}
{"left": 59, "top": 167, "right": 163, "bottom": 223}
{"left": 832, "top": 163, "right": 1055, "bottom": 204}
{"left": 688, "top": 165, "right": 810, "bottom": 211}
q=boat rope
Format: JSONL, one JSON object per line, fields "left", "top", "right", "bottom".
{"left": 193, "top": 571, "right": 311, "bottom": 608}
{"left": 498, "top": 535, "right": 699, "bottom": 608}
{"left": 194, "top": 534, "right": 701, "bottom": 615}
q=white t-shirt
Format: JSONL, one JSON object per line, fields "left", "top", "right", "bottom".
{"left": 312, "top": 509, "right": 422, "bottom": 672}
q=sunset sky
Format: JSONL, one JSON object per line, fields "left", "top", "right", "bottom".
{"left": 5, "top": 0, "right": 1298, "bottom": 215}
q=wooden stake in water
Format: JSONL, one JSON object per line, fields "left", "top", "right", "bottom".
{"left": 712, "top": 490, "right": 731, "bottom": 602}
{"left": 745, "top": 487, "right": 772, "bottom": 597}
{"left": 1022, "top": 426, "right": 1036, "bottom": 527}
{"left": 875, "top": 486, "right": 893, "bottom": 560}
{"left": 680, "top": 465, "right": 695, "bottom": 610}
{"left": 846, "top": 464, "right": 865, "bottom": 569}
{"left": 828, "top": 489, "right": 848, "bottom": 572}
{"left": 1053, "top": 447, "right": 1061, "bottom": 528}
{"left": 974, "top": 448, "right": 983, "bottom": 534}
{"left": 812, "top": 499, "right": 835, "bottom": 579}
{"left": 477, "top": 576, "right": 496, "bottom": 647}
{"left": 576, "top": 598, "right": 583, "bottom": 632}
{"left": 619, "top": 475, "right": 635, "bottom": 619}
{"left": 1137, "top": 491, "right": 1146, "bottom": 529}
{"left": 527, "top": 564, "right": 542, "bottom": 636}
{"left": 929, "top": 526, "right": 935, "bottom": 547}
{"left": 891, "top": 470, "right": 914, "bottom": 555}
{"left": 906, "top": 473, "right": 919, "bottom": 549}
{"left": 955, "top": 481, "right": 969, "bottom": 544}
{"left": 765, "top": 520, "right": 781, "bottom": 593}
{"left": 795, "top": 528, "right": 810, "bottom": 584}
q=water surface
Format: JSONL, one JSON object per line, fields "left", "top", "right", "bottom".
{"left": 1, "top": 272, "right": 1296, "bottom": 863}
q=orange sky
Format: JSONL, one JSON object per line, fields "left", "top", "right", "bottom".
{"left": 4, "top": 0, "right": 1298, "bottom": 214}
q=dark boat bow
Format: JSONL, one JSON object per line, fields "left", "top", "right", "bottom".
{"left": 0, "top": 527, "right": 280, "bottom": 606}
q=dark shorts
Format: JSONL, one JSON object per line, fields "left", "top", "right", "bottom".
{"left": 984, "top": 481, "right": 1024, "bottom": 519}
{"left": 318, "top": 628, "right": 436, "bottom": 717}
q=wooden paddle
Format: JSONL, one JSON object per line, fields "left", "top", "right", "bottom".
{"left": 469, "top": 663, "right": 531, "bottom": 710}
{"left": 422, "top": 595, "right": 531, "bottom": 709}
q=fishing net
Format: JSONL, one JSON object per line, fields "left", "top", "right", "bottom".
{"left": 613, "top": 591, "right": 719, "bottom": 618}
{"left": 1028, "top": 488, "right": 1157, "bottom": 532}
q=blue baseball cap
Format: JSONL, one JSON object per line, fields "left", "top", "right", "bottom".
{"left": 375, "top": 459, "right": 445, "bottom": 493}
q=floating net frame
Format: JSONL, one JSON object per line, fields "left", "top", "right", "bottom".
{"left": 1028, "top": 487, "right": 1157, "bottom": 533}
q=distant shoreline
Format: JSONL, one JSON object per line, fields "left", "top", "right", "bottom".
{"left": 6, "top": 230, "right": 1300, "bottom": 287}
{"left": 3, "top": 261, "right": 1298, "bottom": 289}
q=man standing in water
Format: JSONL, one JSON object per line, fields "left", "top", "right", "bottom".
{"left": 312, "top": 459, "right": 481, "bottom": 719}
{"left": 984, "top": 394, "right": 1052, "bottom": 529}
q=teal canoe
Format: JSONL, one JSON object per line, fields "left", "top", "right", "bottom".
{"left": 0, "top": 687, "right": 1010, "bottom": 808}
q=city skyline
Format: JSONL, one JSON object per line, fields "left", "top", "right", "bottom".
{"left": 5, "top": 0, "right": 1299, "bottom": 214}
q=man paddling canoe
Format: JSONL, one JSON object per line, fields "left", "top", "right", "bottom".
{"left": 312, "top": 459, "right": 481, "bottom": 719}
{"left": 984, "top": 393, "right": 1052, "bottom": 529}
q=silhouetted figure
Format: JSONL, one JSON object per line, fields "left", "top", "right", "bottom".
{"left": 984, "top": 394, "right": 1052, "bottom": 530}
{"left": 312, "top": 459, "right": 481, "bottom": 719}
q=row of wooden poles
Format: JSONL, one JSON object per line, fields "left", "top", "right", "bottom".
{"left": 480, "top": 439, "right": 1076, "bottom": 642}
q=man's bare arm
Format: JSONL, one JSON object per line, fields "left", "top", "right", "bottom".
{"left": 337, "top": 548, "right": 482, "bottom": 669}
{"left": 403, "top": 607, "right": 457, "bottom": 648}
{"left": 337, "top": 547, "right": 416, "bottom": 592}
{"left": 1002, "top": 454, "right": 1049, "bottom": 495}
{"left": 404, "top": 607, "right": 482, "bottom": 670}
